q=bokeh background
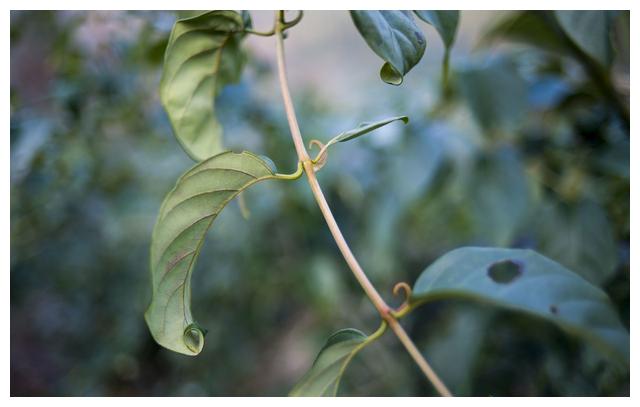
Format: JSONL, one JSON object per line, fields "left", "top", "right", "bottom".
{"left": 10, "top": 10, "right": 629, "bottom": 396}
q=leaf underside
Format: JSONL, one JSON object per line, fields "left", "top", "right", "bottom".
{"left": 290, "top": 329, "right": 367, "bottom": 396}
{"left": 350, "top": 11, "right": 426, "bottom": 85}
{"left": 412, "top": 247, "right": 629, "bottom": 366}
{"left": 160, "top": 11, "right": 248, "bottom": 161}
{"left": 336, "top": 115, "right": 409, "bottom": 143}
{"left": 145, "top": 151, "right": 276, "bottom": 355}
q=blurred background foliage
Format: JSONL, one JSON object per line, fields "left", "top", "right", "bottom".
{"left": 10, "top": 10, "right": 629, "bottom": 396}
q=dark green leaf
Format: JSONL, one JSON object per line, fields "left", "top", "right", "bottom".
{"left": 555, "top": 11, "right": 614, "bottom": 67}
{"left": 457, "top": 57, "right": 528, "bottom": 131}
{"left": 483, "top": 11, "right": 568, "bottom": 54}
{"left": 145, "top": 151, "right": 277, "bottom": 355}
{"left": 414, "top": 11, "right": 459, "bottom": 48}
{"left": 531, "top": 199, "right": 618, "bottom": 286}
{"left": 160, "top": 11, "right": 248, "bottom": 161}
{"left": 290, "top": 328, "right": 368, "bottom": 396}
{"left": 412, "top": 247, "right": 629, "bottom": 366}
{"left": 350, "top": 11, "right": 426, "bottom": 85}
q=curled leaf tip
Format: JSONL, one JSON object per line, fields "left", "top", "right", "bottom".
{"left": 183, "top": 323, "right": 205, "bottom": 355}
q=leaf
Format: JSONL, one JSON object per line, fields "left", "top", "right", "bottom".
{"left": 289, "top": 328, "right": 368, "bottom": 396}
{"left": 320, "top": 115, "right": 409, "bottom": 157}
{"left": 554, "top": 11, "right": 614, "bottom": 67}
{"left": 350, "top": 11, "right": 426, "bottom": 85}
{"left": 160, "top": 11, "right": 248, "bottom": 161}
{"left": 413, "top": 11, "right": 459, "bottom": 49}
{"left": 411, "top": 247, "right": 629, "bottom": 366}
{"left": 483, "top": 11, "right": 568, "bottom": 54}
{"left": 457, "top": 56, "right": 528, "bottom": 131}
{"left": 531, "top": 199, "right": 618, "bottom": 286}
{"left": 145, "top": 151, "right": 278, "bottom": 355}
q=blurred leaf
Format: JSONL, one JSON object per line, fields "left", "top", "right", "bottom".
{"left": 422, "top": 305, "right": 491, "bottom": 396}
{"left": 554, "top": 11, "right": 614, "bottom": 67}
{"left": 160, "top": 11, "right": 248, "bottom": 161}
{"left": 290, "top": 328, "right": 368, "bottom": 396}
{"left": 532, "top": 199, "right": 618, "bottom": 286}
{"left": 146, "top": 151, "right": 277, "bottom": 356}
{"left": 467, "top": 147, "right": 531, "bottom": 245}
{"left": 350, "top": 11, "right": 426, "bottom": 85}
{"left": 411, "top": 247, "right": 629, "bottom": 366}
{"left": 483, "top": 11, "right": 567, "bottom": 54}
{"left": 457, "top": 57, "right": 528, "bottom": 132}
{"left": 414, "top": 11, "right": 459, "bottom": 48}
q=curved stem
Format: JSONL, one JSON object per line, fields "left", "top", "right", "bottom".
{"left": 274, "top": 11, "right": 452, "bottom": 397}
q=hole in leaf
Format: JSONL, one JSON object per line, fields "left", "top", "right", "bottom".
{"left": 488, "top": 260, "right": 522, "bottom": 284}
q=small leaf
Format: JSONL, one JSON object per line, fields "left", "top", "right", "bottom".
{"left": 555, "top": 11, "right": 614, "bottom": 67}
{"left": 145, "top": 151, "right": 278, "bottom": 355}
{"left": 411, "top": 247, "right": 629, "bottom": 366}
{"left": 290, "top": 328, "right": 368, "bottom": 396}
{"left": 160, "top": 11, "right": 248, "bottom": 161}
{"left": 414, "top": 11, "right": 459, "bottom": 49}
{"left": 350, "top": 11, "right": 426, "bottom": 85}
{"left": 336, "top": 115, "right": 409, "bottom": 143}
{"left": 319, "top": 115, "right": 409, "bottom": 158}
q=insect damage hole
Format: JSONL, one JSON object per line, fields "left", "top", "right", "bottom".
{"left": 488, "top": 260, "right": 523, "bottom": 284}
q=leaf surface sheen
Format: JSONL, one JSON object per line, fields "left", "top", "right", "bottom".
{"left": 412, "top": 247, "right": 629, "bottom": 366}
{"left": 350, "top": 11, "right": 426, "bottom": 85}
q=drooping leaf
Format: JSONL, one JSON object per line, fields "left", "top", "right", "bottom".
{"left": 414, "top": 11, "right": 459, "bottom": 49}
{"left": 350, "top": 11, "right": 426, "bottom": 85}
{"left": 145, "top": 151, "right": 278, "bottom": 355}
{"left": 554, "top": 11, "right": 614, "bottom": 67}
{"left": 290, "top": 328, "right": 368, "bottom": 396}
{"left": 531, "top": 199, "right": 618, "bottom": 286}
{"left": 160, "top": 11, "right": 248, "bottom": 161}
{"left": 411, "top": 247, "right": 629, "bottom": 366}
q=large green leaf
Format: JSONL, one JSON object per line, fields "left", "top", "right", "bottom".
{"left": 531, "top": 199, "right": 618, "bottom": 286}
{"left": 290, "top": 328, "right": 369, "bottom": 396}
{"left": 414, "top": 11, "right": 459, "bottom": 49}
{"left": 160, "top": 11, "right": 248, "bottom": 161}
{"left": 412, "top": 247, "right": 629, "bottom": 366}
{"left": 554, "top": 11, "right": 614, "bottom": 67}
{"left": 145, "top": 151, "right": 278, "bottom": 355}
{"left": 350, "top": 11, "right": 426, "bottom": 85}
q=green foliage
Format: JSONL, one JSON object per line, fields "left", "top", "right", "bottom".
{"left": 554, "top": 11, "right": 615, "bottom": 67}
{"left": 411, "top": 247, "right": 629, "bottom": 365}
{"left": 318, "top": 116, "right": 409, "bottom": 155}
{"left": 146, "top": 151, "right": 279, "bottom": 355}
{"left": 350, "top": 11, "right": 426, "bottom": 85}
{"left": 413, "top": 11, "right": 459, "bottom": 49}
{"left": 289, "top": 328, "right": 368, "bottom": 396}
{"left": 160, "top": 11, "right": 249, "bottom": 161}
{"left": 10, "top": 10, "right": 629, "bottom": 397}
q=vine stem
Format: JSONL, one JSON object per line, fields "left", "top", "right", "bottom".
{"left": 273, "top": 11, "right": 451, "bottom": 397}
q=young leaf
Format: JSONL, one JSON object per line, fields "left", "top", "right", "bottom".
{"left": 160, "top": 11, "right": 248, "bottom": 161}
{"left": 145, "top": 151, "right": 279, "bottom": 356}
{"left": 413, "top": 11, "right": 459, "bottom": 49}
{"left": 290, "top": 328, "right": 368, "bottom": 396}
{"left": 317, "top": 116, "right": 409, "bottom": 158}
{"left": 350, "top": 11, "right": 426, "bottom": 85}
{"left": 411, "top": 247, "right": 629, "bottom": 366}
